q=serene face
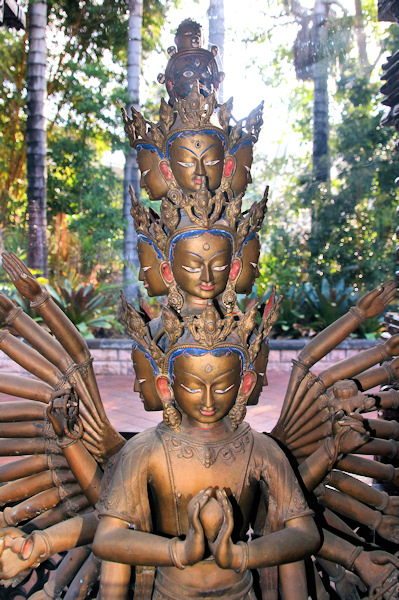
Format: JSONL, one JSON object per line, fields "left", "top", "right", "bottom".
{"left": 168, "top": 132, "right": 225, "bottom": 192}
{"left": 236, "top": 236, "right": 260, "bottom": 295}
{"left": 138, "top": 240, "right": 167, "bottom": 297}
{"left": 137, "top": 146, "right": 168, "bottom": 201}
{"left": 231, "top": 142, "right": 253, "bottom": 195}
{"left": 171, "top": 232, "right": 232, "bottom": 305}
{"left": 247, "top": 342, "right": 269, "bottom": 406}
{"left": 172, "top": 352, "right": 242, "bottom": 427}
{"left": 132, "top": 347, "right": 163, "bottom": 411}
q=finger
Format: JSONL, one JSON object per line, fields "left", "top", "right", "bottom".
{"left": 384, "top": 289, "right": 397, "bottom": 303}
{"left": 218, "top": 490, "right": 234, "bottom": 538}
{"left": 191, "top": 502, "right": 202, "bottom": 533}
{"left": 2, "top": 259, "right": 18, "bottom": 282}
{"left": 197, "top": 489, "right": 212, "bottom": 511}
{"left": 374, "top": 554, "right": 399, "bottom": 568}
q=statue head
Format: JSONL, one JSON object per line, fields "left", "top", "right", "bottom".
{"left": 166, "top": 130, "right": 226, "bottom": 193}
{"left": 161, "top": 229, "right": 241, "bottom": 311}
{"left": 230, "top": 138, "right": 255, "bottom": 196}
{"left": 160, "top": 20, "right": 223, "bottom": 101}
{"left": 132, "top": 344, "right": 163, "bottom": 411}
{"left": 247, "top": 340, "right": 269, "bottom": 405}
{"left": 155, "top": 347, "right": 256, "bottom": 429}
{"left": 122, "top": 299, "right": 281, "bottom": 432}
{"left": 136, "top": 143, "right": 169, "bottom": 201}
{"left": 236, "top": 233, "right": 260, "bottom": 295}
{"left": 174, "top": 19, "right": 203, "bottom": 51}
{"left": 137, "top": 234, "right": 168, "bottom": 297}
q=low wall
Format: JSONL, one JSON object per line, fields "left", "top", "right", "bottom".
{"left": 0, "top": 338, "right": 378, "bottom": 377}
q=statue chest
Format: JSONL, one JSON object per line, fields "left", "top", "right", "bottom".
{"left": 149, "top": 425, "right": 256, "bottom": 536}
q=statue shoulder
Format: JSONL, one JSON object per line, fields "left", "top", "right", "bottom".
{"left": 251, "top": 431, "right": 293, "bottom": 469}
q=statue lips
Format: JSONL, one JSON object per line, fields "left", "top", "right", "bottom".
{"left": 198, "top": 283, "right": 215, "bottom": 292}
{"left": 200, "top": 406, "right": 216, "bottom": 417}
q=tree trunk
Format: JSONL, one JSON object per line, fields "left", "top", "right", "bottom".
{"left": 354, "top": 0, "right": 370, "bottom": 74}
{"left": 123, "top": 0, "right": 141, "bottom": 302}
{"left": 312, "top": 0, "right": 329, "bottom": 184}
{"left": 27, "top": 0, "right": 48, "bottom": 277}
{"left": 207, "top": 0, "right": 224, "bottom": 102}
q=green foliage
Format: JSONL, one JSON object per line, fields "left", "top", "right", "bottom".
{"left": 46, "top": 270, "right": 121, "bottom": 338}
{"left": 263, "top": 277, "right": 385, "bottom": 339}
{"left": 251, "top": 0, "right": 398, "bottom": 308}
{"left": 0, "top": 0, "right": 179, "bottom": 282}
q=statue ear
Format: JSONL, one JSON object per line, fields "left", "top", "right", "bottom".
{"left": 223, "top": 155, "right": 236, "bottom": 179}
{"left": 159, "top": 160, "right": 174, "bottom": 181}
{"left": 239, "top": 370, "right": 257, "bottom": 400}
{"left": 229, "top": 258, "right": 242, "bottom": 281}
{"left": 155, "top": 374, "right": 173, "bottom": 402}
{"left": 160, "top": 261, "right": 174, "bottom": 286}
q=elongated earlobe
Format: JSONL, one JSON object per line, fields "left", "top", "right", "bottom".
{"left": 155, "top": 375, "right": 172, "bottom": 401}
{"left": 229, "top": 258, "right": 242, "bottom": 281}
{"left": 160, "top": 261, "right": 174, "bottom": 286}
{"left": 159, "top": 160, "right": 174, "bottom": 181}
{"left": 223, "top": 156, "right": 236, "bottom": 178}
{"left": 155, "top": 374, "right": 181, "bottom": 431}
{"left": 240, "top": 370, "right": 257, "bottom": 399}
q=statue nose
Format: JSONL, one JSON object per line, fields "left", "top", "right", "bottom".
{"left": 204, "top": 388, "right": 214, "bottom": 408}
{"left": 201, "top": 263, "right": 213, "bottom": 283}
{"left": 195, "top": 159, "right": 206, "bottom": 176}
{"left": 134, "top": 377, "right": 140, "bottom": 392}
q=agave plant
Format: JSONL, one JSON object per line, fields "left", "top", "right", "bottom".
{"left": 304, "top": 278, "right": 357, "bottom": 332}
{"left": 46, "top": 270, "right": 121, "bottom": 338}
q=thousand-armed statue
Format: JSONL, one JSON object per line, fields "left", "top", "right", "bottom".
{"left": 0, "top": 18, "right": 399, "bottom": 600}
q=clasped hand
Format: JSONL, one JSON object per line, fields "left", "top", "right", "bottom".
{"left": 179, "top": 488, "right": 243, "bottom": 571}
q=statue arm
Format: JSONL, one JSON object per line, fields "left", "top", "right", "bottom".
{"left": 47, "top": 393, "right": 103, "bottom": 506}
{"left": 93, "top": 516, "right": 175, "bottom": 566}
{"left": 247, "top": 516, "right": 320, "bottom": 568}
{"left": 0, "top": 512, "right": 99, "bottom": 580}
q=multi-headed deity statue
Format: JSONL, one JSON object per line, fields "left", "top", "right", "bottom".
{"left": 0, "top": 16, "right": 399, "bottom": 600}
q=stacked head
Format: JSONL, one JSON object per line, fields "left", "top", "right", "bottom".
{"left": 122, "top": 297, "right": 280, "bottom": 427}
{"left": 122, "top": 20, "right": 277, "bottom": 426}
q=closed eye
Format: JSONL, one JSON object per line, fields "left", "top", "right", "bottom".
{"left": 214, "top": 384, "right": 235, "bottom": 394}
{"left": 177, "top": 161, "right": 194, "bottom": 168}
{"left": 182, "top": 265, "right": 201, "bottom": 273}
{"left": 181, "top": 384, "right": 201, "bottom": 393}
{"left": 213, "top": 265, "right": 228, "bottom": 272}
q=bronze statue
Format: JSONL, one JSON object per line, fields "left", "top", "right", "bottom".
{"left": 0, "top": 17, "right": 398, "bottom": 600}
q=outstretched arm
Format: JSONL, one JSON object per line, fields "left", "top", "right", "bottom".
{"left": 0, "top": 511, "right": 99, "bottom": 580}
{"left": 278, "top": 282, "right": 396, "bottom": 428}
